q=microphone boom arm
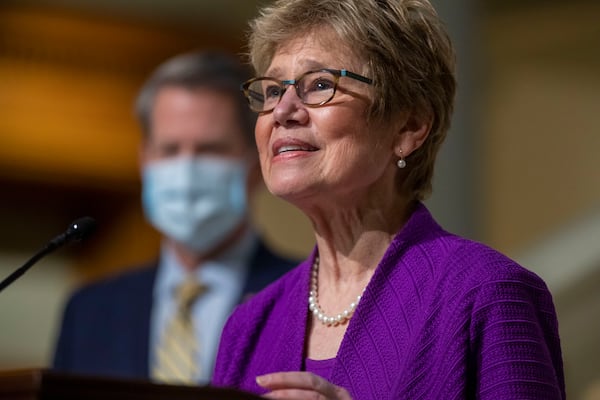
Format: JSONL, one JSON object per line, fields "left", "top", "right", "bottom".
{"left": 0, "top": 242, "right": 59, "bottom": 292}
{"left": 0, "top": 217, "right": 96, "bottom": 293}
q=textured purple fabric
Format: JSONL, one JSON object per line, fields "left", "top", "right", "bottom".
{"left": 212, "top": 203, "right": 565, "bottom": 399}
{"left": 305, "top": 357, "right": 335, "bottom": 381}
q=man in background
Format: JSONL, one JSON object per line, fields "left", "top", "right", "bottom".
{"left": 52, "top": 51, "right": 298, "bottom": 385}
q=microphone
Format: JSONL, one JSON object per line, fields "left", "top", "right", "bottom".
{"left": 0, "top": 216, "right": 97, "bottom": 293}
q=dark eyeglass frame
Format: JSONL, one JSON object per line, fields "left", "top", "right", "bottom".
{"left": 240, "top": 68, "right": 373, "bottom": 113}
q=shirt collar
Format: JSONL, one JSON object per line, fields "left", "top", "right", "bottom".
{"left": 154, "top": 227, "right": 258, "bottom": 299}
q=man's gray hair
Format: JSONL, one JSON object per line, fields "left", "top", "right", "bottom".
{"left": 134, "top": 50, "right": 257, "bottom": 145}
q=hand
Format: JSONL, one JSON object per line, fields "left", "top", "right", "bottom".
{"left": 256, "top": 371, "right": 352, "bottom": 400}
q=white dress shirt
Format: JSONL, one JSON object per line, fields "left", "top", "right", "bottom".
{"left": 150, "top": 228, "right": 257, "bottom": 384}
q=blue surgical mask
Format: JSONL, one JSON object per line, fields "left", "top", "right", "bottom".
{"left": 142, "top": 156, "right": 248, "bottom": 254}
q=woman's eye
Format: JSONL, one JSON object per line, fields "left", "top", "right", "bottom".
{"left": 265, "top": 85, "right": 282, "bottom": 98}
{"left": 308, "top": 78, "right": 335, "bottom": 92}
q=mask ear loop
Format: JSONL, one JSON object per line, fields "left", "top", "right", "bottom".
{"left": 229, "top": 159, "right": 250, "bottom": 213}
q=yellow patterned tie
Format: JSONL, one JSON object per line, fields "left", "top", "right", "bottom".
{"left": 152, "top": 279, "right": 206, "bottom": 384}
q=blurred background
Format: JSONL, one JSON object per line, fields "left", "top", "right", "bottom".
{"left": 0, "top": 0, "right": 598, "bottom": 398}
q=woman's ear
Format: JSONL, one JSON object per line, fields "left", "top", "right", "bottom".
{"left": 393, "top": 111, "right": 432, "bottom": 158}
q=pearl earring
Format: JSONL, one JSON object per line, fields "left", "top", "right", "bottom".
{"left": 397, "top": 152, "right": 406, "bottom": 169}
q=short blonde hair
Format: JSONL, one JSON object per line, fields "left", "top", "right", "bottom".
{"left": 248, "top": 0, "right": 456, "bottom": 200}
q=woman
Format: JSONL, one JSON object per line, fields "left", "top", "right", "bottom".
{"left": 213, "top": 0, "right": 565, "bottom": 398}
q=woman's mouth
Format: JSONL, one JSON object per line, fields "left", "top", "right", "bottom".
{"left": 272, "top": 139, "right": 318, "bottom": 156}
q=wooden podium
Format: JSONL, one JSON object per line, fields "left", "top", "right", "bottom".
{"left": 0, "top": 368, "right": 263, "bottom": 400}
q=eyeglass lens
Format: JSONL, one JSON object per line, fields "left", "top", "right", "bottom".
{"left": 246, "top": 70, "right": 337, "bottom": 112}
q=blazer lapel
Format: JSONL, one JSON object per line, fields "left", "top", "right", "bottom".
{"left": 128, "top": 265, "right": 157, "bottom": 378}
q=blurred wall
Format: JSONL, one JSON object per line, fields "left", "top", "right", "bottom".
{"left": 482, "top": 2, "right": 600, "bottom": 256}
{"left": 0, "top": 1, "right": 599, "bottom": 398}
{"left": 483, "top": 3, "right": 600, "bottom": 399}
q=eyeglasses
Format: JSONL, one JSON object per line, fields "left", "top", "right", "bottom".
{"left": 241, "top": 68, "right": 373, "bottom": 113}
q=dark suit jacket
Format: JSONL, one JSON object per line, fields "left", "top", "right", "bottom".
{"left": 52, "top": 240, "right": 298, "bottom": 380}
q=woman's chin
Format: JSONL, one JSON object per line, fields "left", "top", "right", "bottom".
{"left": 266, "top": 182, "right": 300, "bottom": 200}
{"left": 266, "top": 179, "right": 315, "bottom": 204}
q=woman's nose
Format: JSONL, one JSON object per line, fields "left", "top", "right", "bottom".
{"left": 272, "top": 86, "right": 308, "bottom": 126}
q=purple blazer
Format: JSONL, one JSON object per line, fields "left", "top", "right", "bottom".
{"left": 212, "top": 203, "right": 565, "bottom": 399}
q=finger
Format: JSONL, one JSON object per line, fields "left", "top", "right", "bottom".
{"left": 264, "top": 387, "right": 352, "bottom": 400}
{"left": 257, "top": 371, "right": 326, "bottom": 392}
{"left": 257, "top": 372, "right": 352, "bottom": 399}
{"left": 263, "top": 388, "right": 326, "bottom": 400}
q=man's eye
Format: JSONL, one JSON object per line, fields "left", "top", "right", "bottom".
{"left": 158, "top": 144, "right": 180, "bottom": 157}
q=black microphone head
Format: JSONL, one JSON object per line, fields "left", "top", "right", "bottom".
{"left": 66, "top": 216, "right": 97, "bottom": 242}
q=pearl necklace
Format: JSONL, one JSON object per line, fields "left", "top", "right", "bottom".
{"left": 308, "top": 256, "right": 366, "bottom": 327}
